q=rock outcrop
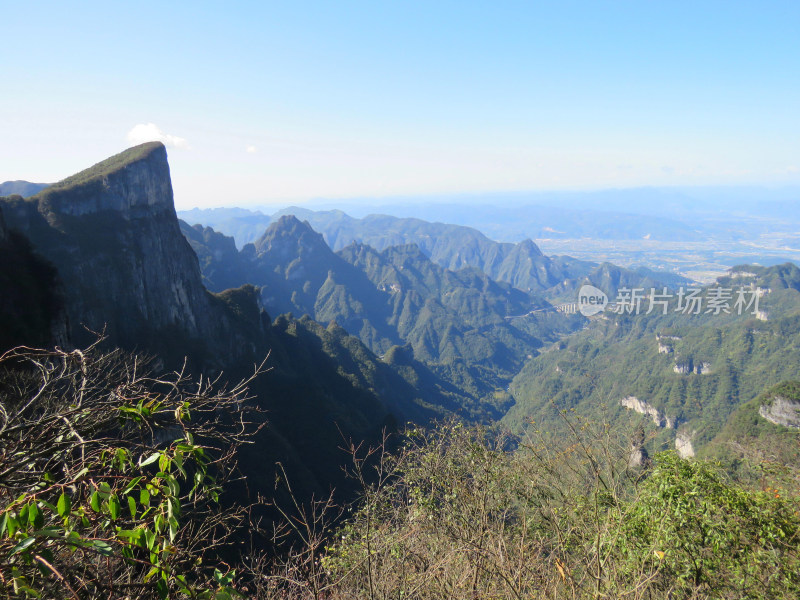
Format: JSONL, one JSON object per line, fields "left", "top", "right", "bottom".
{"left": 675, "top": 430, "right": 696, "bottom": 458}
{"left": 695, "top": 361, "right": 712, "bottom": 375}
{"left": 620, "top": 396, "right": 675, "bottom": 429}
{"left": 759, "top": 396, "right": 800, "bottom": 428}
{"left": 0, "top": 143, "right": 266, "bottom": 364}
{"left": 673, "top": 358, "right": 711, "bottom": 375}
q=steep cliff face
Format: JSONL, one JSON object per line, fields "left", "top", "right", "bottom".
{"left": 34, "top": 143, "right": 174, "bottom": 217}
{"left": 0, "top": 200, "right": 67, "bottom": 350}
{"left": 620, "top": 395, "right": 676, "bottom": 429}
{"left": 0, "top": 143, "right": 263, "bottom": 362}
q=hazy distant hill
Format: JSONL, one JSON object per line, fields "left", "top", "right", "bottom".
{"left": 272, "top": 209, "right": 594, "bottom": 292}
{"left": 179, "top": 206, "right": 271, "bottom": 245}
{"left": 0, "top": 180, "right": 49, "bottom": 197}
{"left": 317, "top": 186, "right": 800, "bottom": 234}
{"left": 544, "top": 261, "right": 694, "bottom": 302}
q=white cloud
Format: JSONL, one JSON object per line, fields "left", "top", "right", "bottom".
{"left": 126, "top": 123, "right": 189, "bottom": 149}
{"left": 246, "top": 145, "right": 258, "bottom": 154}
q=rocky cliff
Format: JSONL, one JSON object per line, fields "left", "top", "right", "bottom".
{"left": 759, "top": 395, "right": 800, "bottom": 428}
{"left": 0, "top": 143, "right": 265, "bottom": 363}
{"left": 0, "top": 199, "right": 67, "bottom": 350}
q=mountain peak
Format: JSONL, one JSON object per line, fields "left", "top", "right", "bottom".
{"left": 518, "top": 238, "right": 544, "bottom": 256}
{"left": 255, "top": 214, "right": 329, "bottom": 254}
{"left": 32, "top": 142, "right": 174, "bottom": 218}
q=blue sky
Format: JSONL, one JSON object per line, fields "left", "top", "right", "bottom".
{"left": 2, "top": 1, "right": 798, "bottom": 209}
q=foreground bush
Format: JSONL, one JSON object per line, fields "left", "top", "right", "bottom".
{"left": 0, "top": 343, "right": 265, "bottom": 599}
{"left": 270, "top": 419, "right": 800, "bottom": 600}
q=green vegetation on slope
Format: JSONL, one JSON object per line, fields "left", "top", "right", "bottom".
{"left": 33, "top": 142, "right": 164, "bottom": 201}
{"left": 504, "top": 264, "right": 800, "bottom": 454}
{"left": 704, "top": 380, "right": 800, "bottom": 486}
{"left": 184, "top": 215, "right": 572, "bottom": 419}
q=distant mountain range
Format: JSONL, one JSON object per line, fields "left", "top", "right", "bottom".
{"left": 179, "top": 184, "right": 800, "bottom": 246}
{"left": 179, "top": 207, "right": 694, "bottom": 296}
{"left": 179, "top": 186, "right": 800, "bottom": 276}
{"left": 179, "top": 210, "right": 698, "bottom": 419}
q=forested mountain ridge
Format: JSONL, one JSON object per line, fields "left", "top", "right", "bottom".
{"left": 182, "top": 214, "right": 568, "bottom": 418}
{"left": 504, "top": 263, "right": 800, "bottom": 457}
{"left": 276, "top": 209, "right": 573, "bottom": 292}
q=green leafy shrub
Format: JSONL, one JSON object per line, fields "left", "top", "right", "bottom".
{"left": 612, "top": 452, "right": 800, "bottom": 599}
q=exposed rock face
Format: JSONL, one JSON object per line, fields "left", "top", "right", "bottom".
{"left": 673, "top": 362, "right": 692, "bottom": 374}
{"left": 0, "top": 143, "right": 265, "bottom": 363}
{"left": 695, "top": 362, "right": 712, "bottom": 375}
{"left": 620, "top": 396, "right": 675, "bottom": 428}
{"left": 658, "top": 343, "right": 673, "bottom": 354}
{"left": 759, "top": 396, "right": 800, "bottom": 428}
{"left": 672, "top": 358, "right": 711, "bottom": 375}
{"left": 34, "top": 143, "right": 174, "bottom": 218}
{"left": 730, "top": 271, "right": 757, "bottom": 279}
{"left": 675, "top": 430, "right": 696, "bottom": 458}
